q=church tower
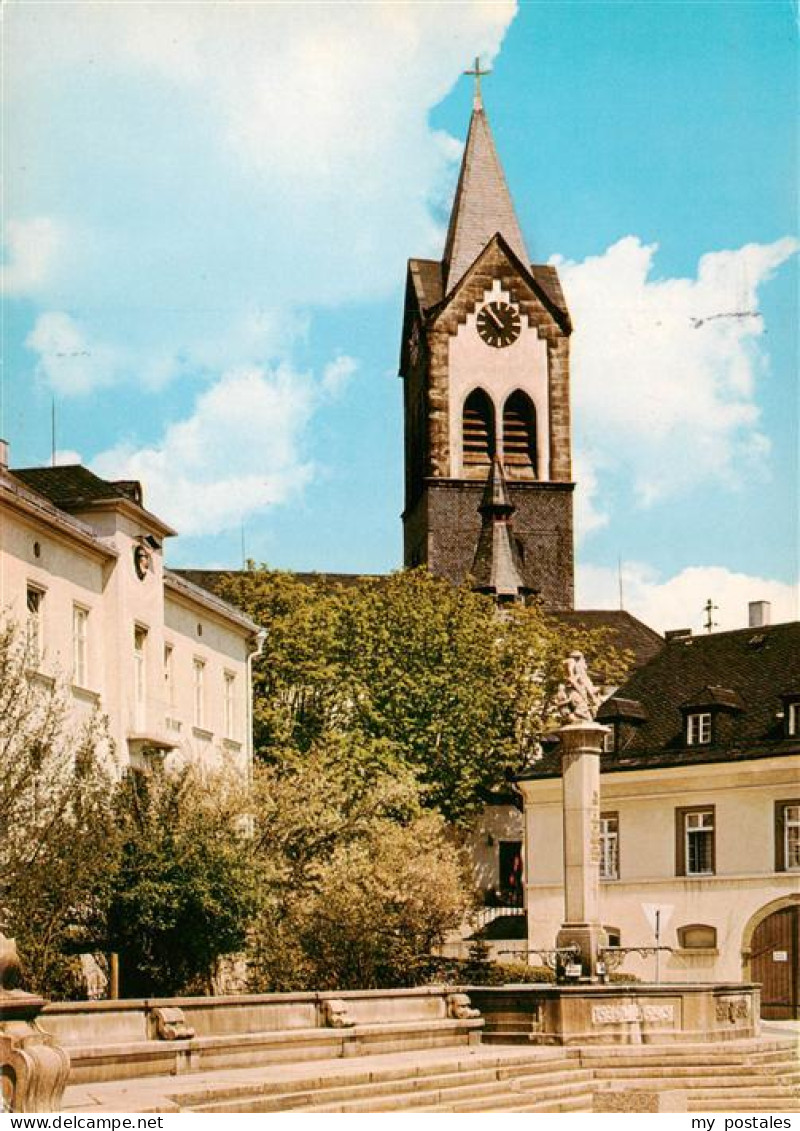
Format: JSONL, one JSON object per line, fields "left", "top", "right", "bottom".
{"left": 399, "top": 67, "right": 574, "bottom": 609}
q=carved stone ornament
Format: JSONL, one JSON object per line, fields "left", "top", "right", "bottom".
{"left": 0, "top": 934, "right": 70, "bottom": 1113}
{"left": 715, "top": 996, "right": 750, "bottom": 1023}
{"left": 151, "top": 1006, "right": 195, "bottom": 1041}
{"left": 446, "top": 992, "right": 481, "bottom": 1020}
{"left": 592, "top": 1003, "right": 674, "bottom": 1025}
{"left": 555, "top": 651, "right": 603, "bottom": 724}
{"left": 321, "top": 998, "right": 355, "bottom": 1029}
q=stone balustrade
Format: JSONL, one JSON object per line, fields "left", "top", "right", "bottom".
{"left": 40, "top": 987, "right": 484, "bottom": 1085}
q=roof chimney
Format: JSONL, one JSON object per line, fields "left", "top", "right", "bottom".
{"left": 748, "top": 600, "right": 771, "bottom": 628}
{"left": 665, "top": 628, "right": 692, "bottom": 642}
{"left": 0, "top": 439, "right": 8, "bottom": 470}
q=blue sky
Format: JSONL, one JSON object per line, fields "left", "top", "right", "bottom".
{"left": 2, "top": 1, "right": 797, "bottom": 632}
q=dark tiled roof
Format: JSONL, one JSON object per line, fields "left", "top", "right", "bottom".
{"left": 175, "top": 569, "right": 382, "bottom": 596}
{"left": 549, "top": 610, "right": 664, "bottom": 670}
{"left": 406, "top": 257, "right": 569, "bottom": 325}
{"left": 408, "top": 259, "right": 443, "bottom": 312}
{"left": 530, "top": 266, "right": 569, "bottom": 320}
{"left": 523, "top": 620, "right": 800, "bottom": 779}
{"left": 12, "top": 465, "right": 143, "bottom": 509}
{"left": 471, "top": 458, "right": 528, "bottom": 598}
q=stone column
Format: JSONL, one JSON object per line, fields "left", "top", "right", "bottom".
{"left": 554, "top": 721, "right": 609, "bottom": 979}
{"left": 0, "top": 935, "right": 70, "bottom": 1112}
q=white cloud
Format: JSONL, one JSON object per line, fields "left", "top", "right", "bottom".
{"left": 2, "top": 217, "right": 63, "bottom": 296}
{"left": 7, "top": 3, "right": 516, "bottom": 306}
{"left": 556, "top": 235, "right": 798, "bottom": 537}
{"left": 321, "top": 355, "right": 358, "bottom": 397}
{"left": 91, "top": 364, "right": 325, "bottom": 536}
{"left": 577, "top": 561, "right": 799, "bottom": 635}
{"left": 573, "top": 451, "right": 608, "bottom": 539}
{"left": 25, "top": 312, "right": 121, "bottom": 396}
{"left": 53, "top": 449, "right": 82, "bottom": 467}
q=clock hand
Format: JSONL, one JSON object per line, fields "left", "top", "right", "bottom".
{"left": 486, "top": 307, "right": 505, "bottom": 331}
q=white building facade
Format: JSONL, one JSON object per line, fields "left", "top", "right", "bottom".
{"left": 517, "top": 617, "right": 800, "bottom": 1018}
{"left": 0, "top": 444, "right": 262, "bottom": 776}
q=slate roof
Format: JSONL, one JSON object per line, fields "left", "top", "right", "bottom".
{"left": 13, "top": 465, "right": 144, "bottom": 508}
{"left": 548, "top": 610, "right": 664, "bottom": 670}
{"left": 521, "top": 620, "right": 800, "bottom": 779}
{"left": 442, "top": 103, "right": 530, "bottom": 294}
{"left": 11, "top": 465, "right": 176, "bottom": 535}
{"left": 175, "top": 569, "right": 382, "bottom": 595}
{"left": 470, "top": 458, "right": 528, "bottom": 598}
{"left": 406, "top": 257, "right": 569, "bottom": 325}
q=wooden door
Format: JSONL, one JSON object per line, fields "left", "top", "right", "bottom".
{"left": 751, "top": 906, "right": 799, "bottom": 1019}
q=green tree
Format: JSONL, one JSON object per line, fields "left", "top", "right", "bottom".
{"left": 0, "top": 617, "right": 118, "bottom": 997}
{"left": 221, "top": 568, "right": 630, "bottom": 824}
{"left": 107, "top": 765, "right": 256, "bottom": 997}
{"left": 246, "top": 741, "right": 471, "bottom": 991}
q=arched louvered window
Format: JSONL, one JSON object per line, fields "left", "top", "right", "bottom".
{"left": 503, "top": 390, "right": 537, "bottom": 478}
{"left": 462, "top": 389, "right": 495, "bottom": 473}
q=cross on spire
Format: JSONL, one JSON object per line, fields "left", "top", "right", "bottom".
{"left": 464, "top": 55, "right": 491, "bottom": 109}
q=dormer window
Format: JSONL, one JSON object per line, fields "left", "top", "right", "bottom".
{"left": 596, "top": 697, "right": 647, "bottom": 754}
{"left": 681, "top": 685, "right": 743, "bottom": 747}
{"left": 686, "top": 712, "right": 711, "bottom": 746}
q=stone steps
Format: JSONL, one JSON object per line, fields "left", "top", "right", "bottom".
{"left": 190, "top": 1057, "right": 590, "bottom": 1114}
{"left": 423, "top": 1079, "right": 595, "bottom": 1113}
{"left": 586, "top": 1038, "right": 799, "bottom": 1114}
{"left": 63, "top": 1034, "right": 799, "bottom": 1115}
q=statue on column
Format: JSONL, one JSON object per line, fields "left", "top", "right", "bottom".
{"left": 555, "top": 651, "right": 602, "bottom": 724}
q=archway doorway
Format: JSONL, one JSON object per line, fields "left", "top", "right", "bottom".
{"left": 748, "top": 903, "right": 799, "bottom": 1019}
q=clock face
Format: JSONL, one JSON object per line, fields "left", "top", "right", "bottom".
{"left": 476, "top": 300, "right": 521, "bottom": 348}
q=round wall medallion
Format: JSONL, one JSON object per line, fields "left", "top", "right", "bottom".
{"left": 133, "top": 543, "right": 151, "bottom": 580}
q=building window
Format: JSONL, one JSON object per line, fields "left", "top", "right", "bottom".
{"left": 72, "top": 605, "right": 89, "bottom": 686}
{"left": 224, "top": 672, "right": 236, "bottom": 739}
{"left": 133, "top": 625, "right": 148, "bottom": 730}
{"left": 677, "top": 924, "right": 717, "bottom": 949}
{"left": 686, "top": 712, "right": 711, "bottom": 745}
{"left": 26, "top": 585, "right": 45, "bottom": 663}
{"left": 462, "top": 388, "right": 495, "bottom": 472}
{"left": 193, "top": 659, "right": 206, "bottom": 729}
{"left": 775, "top": 800, "right": 800, "bottom": 872}
{"left": 164, "top": 644, "right": 174, "bottom": 707}
{"left": 787, "top": 702, "right": 799, "bottom": 738}
{"left": 599, "top": 812, "right": 619, "bottom": 880}
{"left": 676, "top": 806, "right": 715, "bottom": 876}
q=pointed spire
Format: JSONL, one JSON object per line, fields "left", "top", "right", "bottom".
{"left": 470, "top": 457, "right": 529, "bottom": 601}
{"left": 442, "top": 90, "right": 530, "bottom": 295}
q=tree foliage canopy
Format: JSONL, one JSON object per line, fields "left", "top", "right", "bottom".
{"left": 220, "top": 568, "right": 630, "bottom": 823}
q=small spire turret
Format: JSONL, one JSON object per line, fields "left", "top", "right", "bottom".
{"left": 470, "top": 457, "right": 531, "bottom": 602}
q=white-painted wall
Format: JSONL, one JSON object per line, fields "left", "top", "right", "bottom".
{"left": 518, "top": 756, "right": 800, "bottom": 982}
{"left": 447, "top": 279, "right": 550, "bottom": 480}
{"left": 1, "top": 474, "right": 256, "bottom": 776}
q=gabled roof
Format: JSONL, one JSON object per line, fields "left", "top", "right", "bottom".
{"left": 1, "top": 468, "right": 118, "bottom": 560}
{"left": 523, "top": 620, "right": 800, "bottom": 778}
{"left": 442, "top": 104, "right": 529, "bottom": 294}
{"left": 13, "top": 465, "right": 142, "bottom": 508}
{"left": 11, "top": 465, "right": 176, "bottom": 537}
{"left": 548, "top": 610, "right": 664, "bottom": 670}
